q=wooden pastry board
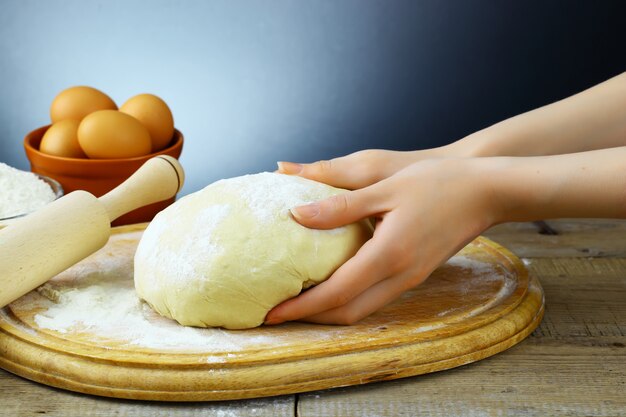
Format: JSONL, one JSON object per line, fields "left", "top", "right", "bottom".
{"left": 0, "top": 224, "right": 544, "bottom": 401}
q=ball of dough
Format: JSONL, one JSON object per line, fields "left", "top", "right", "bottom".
{"left": 134, "top": 172, "right": 373, "bottom": 329}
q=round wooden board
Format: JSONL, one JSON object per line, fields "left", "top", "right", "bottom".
{"left": 0, "top": 224, "right": 544, "bottom": 401}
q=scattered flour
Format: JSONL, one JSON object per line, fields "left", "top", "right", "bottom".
{"left": 439, "top": 255, "right": 517, "bottom": 321}
{"left": 217, "top": 172, "right": 348, "bottom": 228}
{"left": 446, "top": 255, "right": 496, "bottom": 277}
{"left": 216, "top": 172, "right": 316, "bottom": 223}
{"left": 135, "top": 202, "right": 231, "bottom": 288}
{"left": 24, "top": 231, "right": 519, "bottom": 351}
{"left": 31, "top": 251, "right": 517, "bottom": 348}
{"left": 30, "top": 232, "right": 276, "bottom": 353}
{"left": 33, "top": 278, "right": 276, "bottom": 352}
{"left": 0, "top": 163, "right": 56, "bottom": 218}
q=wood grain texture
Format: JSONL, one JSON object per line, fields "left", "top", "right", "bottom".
{"left": 0, "top": 371, "right": 295, "bottom": 417}
{"left": 298, "top": 256, "right": 626, "bottom": 417}
{"left": 484, "top": 219, "right": 626, "bottom": 258}
{"left": 0, "top": 219, "right": 623, "bottom": 416}
{"left": 0, "top": 225, "right": 542, "bottom": 401}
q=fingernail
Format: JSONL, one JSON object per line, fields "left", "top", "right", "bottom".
{"left": 264, "top": 317, "right": 282, "bottom": 325}
{"left": 264, "top": 312, "right": 282, "bottom": 325}
{"left": 290, "top": 203, "right": 319, "bottom": 219}
{"left": 277, "top": 161, "right": 303, "bottom": 174}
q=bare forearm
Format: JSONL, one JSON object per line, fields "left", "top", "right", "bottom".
{"left": 452, "top": 72, "right": 626, "bottom": 157}
{"left": 270, "top": 144, "right": 626, "bottom": 326}
{"left": 484, "top": 147, "right": 626, "bottom": 222}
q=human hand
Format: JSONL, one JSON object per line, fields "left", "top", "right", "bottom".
{"left": 275, "top": 144, "right": 466, "bottom": 191}
{"left": 265, "top": 157, "right": 502, "bottom": 325}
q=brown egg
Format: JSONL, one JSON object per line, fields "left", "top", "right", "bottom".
{"left": 77, "top": 110, "right": 152, "bottom": 159}
{"left": 50, "top": 86, "right": 117, "bottom": 123}
{"left": 39, "top": 119, "right": 86, "bottom": 158}
{"left": 120, "top": 94, "right": 174, "bottom": 152}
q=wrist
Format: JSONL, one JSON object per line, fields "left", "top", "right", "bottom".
{"left": 446, "top": 126, "right": 504, "bottom": 158}
{"left": 480, "top": 154, "right": 593, "bottom": 223}
{"left": 464, "top": 157, "right": 513, "bottom": 228}
{"left": 466, "top": 156, "right": 557, "bottom": 225}
{"left": 475, "top": 157, "right": 527, "bottom": 224}
{"left": 486, "top": 149, "right": 626, "bottom": 222}
{"left": 479, "top": 155, "right": 571, "bottom": 224}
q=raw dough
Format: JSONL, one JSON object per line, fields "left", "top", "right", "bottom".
{"left": 134, "top": 173, "right": 373, "bottom": 329}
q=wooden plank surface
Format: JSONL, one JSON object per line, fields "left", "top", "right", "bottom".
{"left": 0, "top": 372, "right": 295, "bottom": 417}
{"left": 484, "top": 219, "right": 626, "bottom": 258}
{"left": 299, "top": 256, "right": 626, "bottom": 417}
{"left": 0, "top": 230, "right": 541, "bottom": 402}
{"left": 1, "top": 219, "right": 624, "bottom": 416}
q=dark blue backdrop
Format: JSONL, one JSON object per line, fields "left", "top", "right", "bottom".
{"left": 1, "top": 1, "right": 624, "bottom": 194}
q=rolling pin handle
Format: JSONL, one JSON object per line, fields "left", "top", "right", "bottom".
{"left": 99, "top": 156, "right": 185, "bottom": 222}
{"left": 0, "top": 156, "right": 185, "bottom": 309}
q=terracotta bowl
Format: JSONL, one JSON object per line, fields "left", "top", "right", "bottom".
{"left": 24, "top": 125, "right": 184, "bottom": 226}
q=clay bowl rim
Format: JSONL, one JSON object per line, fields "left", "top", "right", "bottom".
{"left": 24, "top": 125, "right": 184, "bottom": 165}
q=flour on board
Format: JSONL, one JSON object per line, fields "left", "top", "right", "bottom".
{"left": 25, "top": 231, "right": 517, "bottom": 352}
{"left": 31, "top": 232, "right": 276, "bottom": 352}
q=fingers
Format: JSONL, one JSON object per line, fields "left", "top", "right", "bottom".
{"left": 264, "top": 238, "right": 386, "bottom": 325}
{"left": 277, "top": 158, "right": 363, "bottom": 189}
{"left": 277, "top": 150, "right": 390, "bottom": 189}
{"left": 265, "top": 213, "right": 410, "bottom": 325}
{"left": 301, "top": 269, "right": 427, "bottom": 325}
{"left": 291, "top": 185, "right": 386, "bottom": 230}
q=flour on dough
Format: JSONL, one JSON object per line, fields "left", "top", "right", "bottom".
{"left": 134, "top": 172, "right": 373, "bottom": 329}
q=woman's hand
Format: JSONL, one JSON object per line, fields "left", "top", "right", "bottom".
{"left": 264, "top": 72, "right": 626, "bottom": 326}
{"left": 265, "top": 157, "right": 502, "bottom": 325}
{"left": 276, "top": 144, "right": 470, "bottom": 191}
{"left": 265, "top": 145, "right": 626, "bottom": 325}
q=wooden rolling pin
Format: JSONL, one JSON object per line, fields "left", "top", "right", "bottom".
{"left": 0, "top": 155, "right": 184, "bottom": 308}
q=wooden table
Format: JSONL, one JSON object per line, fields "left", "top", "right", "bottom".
{"left": 1, "top": 219, "right": 624, "bottom": 416}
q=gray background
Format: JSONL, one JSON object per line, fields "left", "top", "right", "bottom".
{"left": 1, "top": 0, "right": 624, "bottom": 195}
